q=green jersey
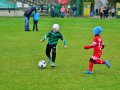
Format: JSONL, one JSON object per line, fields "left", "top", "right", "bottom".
{"left": 42, "top": 31, "right": 67, "bottom": 45}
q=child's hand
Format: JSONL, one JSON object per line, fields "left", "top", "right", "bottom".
{"left": 40, "top": 40, "right": 44, "bottom": 42}
{"left": 84, "top": 46, "right": 88, "bottom": 49}
{"left": 84, "top": 45, "right": 93, "bottom": 49}
{"left": 64, "top": 45, "right": 67, "bottom": 48}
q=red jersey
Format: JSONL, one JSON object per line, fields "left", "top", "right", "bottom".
{"left": 91, "top": 35, "right": 104, "bottom": 53}
{"left": 84, "top": 35, "right": 104, "bottom": 59}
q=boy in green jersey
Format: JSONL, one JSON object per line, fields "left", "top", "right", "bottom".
{"left": 40, "top": 24, "right": 67, "bottom": 67}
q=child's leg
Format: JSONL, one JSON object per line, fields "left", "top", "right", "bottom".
{"left": 33, "top": 20, "right": 35, "bottom": 31}
{"left": 85, "top": 58, "right": 94, "bottom": 74}
{"left": 94, "top": 59, "right": 110, "bottom": 68}
{"left": 88, "top": 58, "right": 94, "bottom": 71}
{"left": 93, "top": 53, "right": 106, "bottom": 64}
{"left": 51, "top": 45, "right": 56, "bottom": 63}
{"left": 35, "top": 21, "right": 38, "bottom": 31}
{"left": 87, "top": 53, "right": 102, "bottom": 71}
{"left": 92, "top": 53, "right": 110, "bottom": 68}
{"left": 34, "top": 21, "right": 36, "bottom": 30}
{"left": 94, "top": 60, "right": 106, "bottom": 64}
{"left": 46, "top": 44, "right": 51, "bottom": 58}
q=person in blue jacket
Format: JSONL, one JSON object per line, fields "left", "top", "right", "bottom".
{"left": 24, "top": 6, "right": 36, "bottom": 31}
{"left": 32, "top": 10, "right": 40, "bottom": 31}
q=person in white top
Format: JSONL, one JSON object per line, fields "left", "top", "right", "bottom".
{"left": 99, "top": 6, "right": 104, "bottom": 19}
{"left": 111, "top": 6, "right": 115, "bottom": 18}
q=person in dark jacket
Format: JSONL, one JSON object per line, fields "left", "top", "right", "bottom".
{"left": 51, "top": 6, "right": 55, "bottom": 17}
{"left": 24, "top": 7, "right": 36, "bottom": 31}
{"left": 72, "top": 5, "right": 77, "bottom": 17}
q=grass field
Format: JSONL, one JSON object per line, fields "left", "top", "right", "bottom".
{"left": 0, "top": 17, "right": 120, "bottom": 90}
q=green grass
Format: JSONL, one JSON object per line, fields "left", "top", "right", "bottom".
{"left": 0, "top": 17, "right": 120, "bottom": 90}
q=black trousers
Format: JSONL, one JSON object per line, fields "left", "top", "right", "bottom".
{"left": 33, "top": 20, "right": 38, "bottom": 31}
{"left": 112, "top": 13, "right": 115, "bottom": 17}
{"left": 46, "top": 44, "right": 56, "bottom": 62}
{"left": 105, "top": 11, "right": 109, "bottom": 18}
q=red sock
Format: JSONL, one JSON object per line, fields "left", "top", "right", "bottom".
{"left": 94, "top": 60, "right": 106, "bottom": 64}
{"left": 88, "top": 62, "right": 93, "bottom": 71}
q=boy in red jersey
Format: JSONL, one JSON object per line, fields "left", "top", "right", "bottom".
{"left": 84, "top": 26, "right": 110, "bottom": 74}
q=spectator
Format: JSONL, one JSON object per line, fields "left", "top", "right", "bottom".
{"left": 8, "top": 7, "right": 11, "bottom": 13}
{"left": 111, "top": 6, "right": 115, "bottom": 18}
{"left": 72, "top": 5, "right": 77, "bottom": 17}
{"left": 105, "top": 7, "right": 109, "bottom": 19}
{"left": 40, "top": 4, "right": 44, "bottom": 13}
{"left": 99, "top": 6, "right": 104, "bottom": 19}
{"left": 103, "top": 6, "right": 106, "bottom": 18}
{"left": 32, "top": 10, "right": 40, "bottom": 31}
{"left": 24, "top": 7, "right": 36, "bottom": 31}
{"left": 60, "top": 6, "right": 65, "bottom": 18}
{"left": 51, "top": 6, "right": 55, "bottom": 17}
{"left": 66, "top": 8, "right": 69, "bottom": 18}
{"left": 96, "top": 8, "right": 99, "bottom": 16}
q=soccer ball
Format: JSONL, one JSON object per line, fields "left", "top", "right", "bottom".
{"left": 38, "top": 60, "right": 46, "bottom": 68}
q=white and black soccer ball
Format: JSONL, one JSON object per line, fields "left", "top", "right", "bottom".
{"left": 38, "top": 60, "right": 46, "bottom": 68}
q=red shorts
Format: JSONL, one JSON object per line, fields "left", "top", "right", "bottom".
{"left": 91, "top": 52, "right": 102, "bottom": 60}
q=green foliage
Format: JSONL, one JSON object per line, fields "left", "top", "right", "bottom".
{"left": 70, "top": 0, "right": 76, "bottom": 5}
{"left": 0, "top": 17, "right": 120, "bottom": 90}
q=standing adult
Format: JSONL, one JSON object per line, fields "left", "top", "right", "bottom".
{"left": 8, "top": 7, "right": 11, "bottom": 13}
{"left": 105, "top": 7, "right": 109, "bottom": 19}
{"left": 60, "top": 6, "right": 65, "bottom": 18}
{"left": 99, "top": 6, "right": 104, "bottom": 19}
{"left": 66, "top": 8, "right": 69, "bottom": 18}
{"left": 96, "top": 8, "right": 99, "bottom": 16}
{"left": 103, "top": 6, "right": 106, "bottom": 18}
{"left": 51, "top": 6, "right": 55, "bottom": 17}
{"left": 24, "top": 7, "right": 36, "bottom": 31}
{"left": 111, "top": 6, "right": 115, "bottom": 18}
{"left": 40, "top": 4, "right": 44, "bottom": 13}
{"left": 72, "top": 5, "right": 77, "bottom": 17}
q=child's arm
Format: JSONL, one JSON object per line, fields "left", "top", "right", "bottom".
{"left": 101, "top": 42, "right": 105, "bottom": 49}
{"left": 40, "top": 32, "right": 50, "bottom": 42}
{"left": 84, "top": 37, "right": 98, "bottom": 49}
{"left": 84, "top": 45, "right": 94, "bottom": 49}
{"left": 59, "top": 34, "right": 67, "bottom": 48}
{"left": 84, "top": 42, "right": 96, "bottom": 49}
